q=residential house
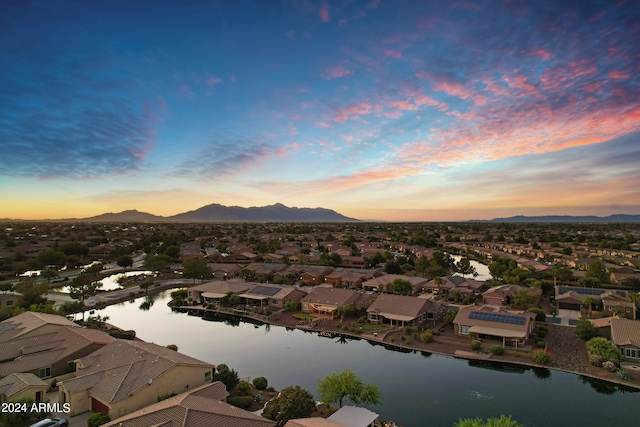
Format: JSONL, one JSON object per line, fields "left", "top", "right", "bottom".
{"left": 188, "top": 281, "right": 253, "bottom": 304}
{"left": 207, "top": 263, "right": 242, "bottom": 280}
{"left": 610, "top": 267, "right": 640, "bottom": 285}
{"left": 0, "top": 312, "right": 79, "bottom": 342}
{"left": 555, "top": 286, "right": 633, "bottom": 317}
{"left": 367, "top": 294, "right": 447, "bottom": 327}
{"left": 361, "top": 274, "right": 428, "bottom": 295}
{"left": 285, "top": 419, "right": 346, "bottom": 427}
{"left": 482, "top": 285, "right": 526, "bottom": 306}
{"left": 0, "top": 292, "right": 22, "bottom": 310}
{"left": 301, "top": 287, "right": 374, "bottom": 317}
{"left": 453, "top": 305, "right": 536, "bottom": 348}
{"left": 0, "top": 325, "right": 115, "bottom": 381}
{"left": 179, "top": 241, "right": 204, "bottom": 261}
{"left": 58, "top": 340, "right": 215, "bottom": 419}
{"left": 102, "top": 381, "right": 276, "bottom": 427}
{"left": 324, "top": 268, "right": 377, "bottom": 288}
{"left": 610, "top": 317, "right": 640, "bottom": 361}
{"left": 422, "top": 276, "right": 486, "bottom": 296}
{"left": 328, "top": 405, "right": 379, "bottom": 427}
{"left": 238, "top": 284, "right": 306, "bottom": 310}
{"left": 0, "top": 372, "right": 48, "bottom": 403}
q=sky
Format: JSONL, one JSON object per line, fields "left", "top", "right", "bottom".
{"left": 1, "top": 0, "right": 639, "bottom": 221}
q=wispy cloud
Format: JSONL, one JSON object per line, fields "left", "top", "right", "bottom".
{"left": 319, "top": 3, "right": 330, "bottom": 22}
{"left": 324, "top": 65, "right": 354, "bottom": 79}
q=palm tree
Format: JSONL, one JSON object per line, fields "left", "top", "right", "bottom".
{"left": 582, "top": 296, "right": 597, "bottom": 318}
{"left": 629, "top": 292, "right": 639, "bottom": 321}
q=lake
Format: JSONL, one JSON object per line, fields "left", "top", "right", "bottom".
{"left": 94, "top": 292, "right": 637, "bottom": 427}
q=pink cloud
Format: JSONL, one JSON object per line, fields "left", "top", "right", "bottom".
{"left": 609, "top": 70, "right": 630, "bottom": 79}
{"left": 333, "top": 101, "right": 373, "bottom": 122}
{"left": 230, "top": 75, "right": 237, "bottom": 84}
{"left": 325, "top": 65, "right": 354, "bottom": 80}
{"left": 531, "top": 48, "right": 553, "bottom": 61}
{"left": 384, "top": 49, "right": 402, "bottom": 59}
{"left": 206, "top": 75, "right": 222, "bottom": 86}
{"left": 318, "top": 121, "right": 333, "bottom": 128}
{"left": 319, "top": 3, "right": 330, "bottom": 22}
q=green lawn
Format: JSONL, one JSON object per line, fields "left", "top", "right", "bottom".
{"left": 292, "top": 312, "right": 316, "bottom": 321}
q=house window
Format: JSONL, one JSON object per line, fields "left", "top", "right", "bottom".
{"left": 205, "top": 370, "right": 212, "bottom": 382}
{"left": 272, "top": 299, "right": 278, "bottom": 305}
{"left": 625, "top": 348, "right": 637, "bottom": 359}
{"left": 6, "top": 300, "right": 13, "bottom": 306}
{"left": 460, "top": 326, "right": 470, "bottom": 335}
{"left": 626, "top": 308, "right": 631, "bottom": 313}
{"left": 39, "top": 367, "right": 51, "bottom": 379}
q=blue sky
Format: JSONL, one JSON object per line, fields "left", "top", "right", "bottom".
{"left": 1, "top": 0, "right": 639, "bottom": 220}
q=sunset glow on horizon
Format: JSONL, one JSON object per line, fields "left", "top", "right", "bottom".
{"left": 1, "top": 1, "right": 639, "bottom": 221}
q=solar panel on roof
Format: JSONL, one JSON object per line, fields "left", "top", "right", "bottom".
{"left": 249, "top": 286, "right": 280, "bottom": 296}
{"left": 0, "top": 324, "right": 18, "bottom": 332}
{"left": 469, "top": 311, "right": 526, "bottom": 325}
{"left": 559, "top": 287, "right": 603, "bottom": 296}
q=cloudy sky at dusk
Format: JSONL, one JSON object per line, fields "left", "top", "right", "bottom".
{"left": 1, "top": 0, "right": 639, "bottom": 221}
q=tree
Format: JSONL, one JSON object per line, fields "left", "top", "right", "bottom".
{"left": 384, "top": 259, "right": 403, "bottom": 274}
{"left": 13, "top": 278, "right": 49, "bottom": 308}
{"left": 144, "top": 253, "right": 173, "bottom": 272}
{"left": 575, "top": 318, "right": 599, "bottom": 341}
{"left": 629, "top": 292, "right": 639, "bottom": 321}
{"left": 182, "top": 258, "right": 212, "bottom": 284}
{"left": 454, "top": 415, "right": 525, "bottom": 427}
{"left": 68, "top": 273, "right": 101, "bottom": 318}
{"left": 456, "top": 257, "right": 477, "bottom": 278}
{"left": 586, "top": 261, "right": 609, "bottom": 284}
{"left": 214, "top": 364, "right": 239, "bottom": 391}
{"left": 389, "top": 278, "right": 413, "bottom": 295}
{"left": 582, "top": 296, "right": 598, "bottom": 318}
{"left": 317, "top": 369, "right": 382, "bottom": 408}
{"left": 117, "top": 255, "right": 133, "bottom": 270}
{"left": 40, "top": 268, "right": 59, "bottom": 283}
{"left": 263, "top": 385, "right": 316, "bottom": 427}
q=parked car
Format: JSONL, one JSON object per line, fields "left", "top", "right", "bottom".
{"left": 29, "top": 418, "right": 68, "bottom": 427}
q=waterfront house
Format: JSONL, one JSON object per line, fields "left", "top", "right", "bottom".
{"left": 328, "top": 405, "right": 379, "bottom": 427}
{"left": 366, "top": 294, "right": 447, "bottom": 327}
{"left": 0, "top": 372, "right": 48, "bottom": 404}
{"left": 101, "top": 381, "right": 276, "bottom": 427}
{"left": 239, "top": 284, "right": 306, "bottom": 310}
{"left": 58, "top": 339, "right": 215, "bottom": 419}
{"left": 453, "top": 305, "right": 536, "bottom": 348}
{"left": 324, "top": 268, "right": 377, "bottom": 288}
{"left": 0, "top": 311, "right": 78, "bottom": 342}
{"left": 422, "top": 276, "right": 485, "bottom": 296}
{"left": 285, "top": 418, "right": 346, "bottom": 427}
{"left": 188, "top": 281, "right": 253, "bottom": 304}
{"left": 301, "top": 287, "right": 374, "bottom": 317}
{"left": 610, "top": 317, "right": 640, "bottom": 361}
{"left": 555, "top": 286, "right": 633, "bottom": 317}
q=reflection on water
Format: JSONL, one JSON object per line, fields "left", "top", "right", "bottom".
{"left": 95, "top": 291, "right": 639, "bottom": 427}
{"left": 59, "top": 270, "right": 153, "bottom": 293}
{"left": 451, "top": 255, "right": 491, "bottom": 281}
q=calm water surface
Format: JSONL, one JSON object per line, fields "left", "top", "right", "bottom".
{"left": 94, "top": 292, "right": 637, "bottom": 427}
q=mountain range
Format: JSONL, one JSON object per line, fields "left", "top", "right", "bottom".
{"left": 471, "top": 214, "right": 640, "bottom": 223}
{"left": 80, "top": 203, "right": 358, "bottom": 222}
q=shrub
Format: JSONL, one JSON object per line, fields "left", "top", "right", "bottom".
{"left": 87, "top": 412, "right": 111, "bottom": 427}
{"left": 253, "top": 376, "right": 268, "bottom": 390}
{"left": 528, "top": 308, "right": 546, "bottom": 322}
{"left": 470, "top": 341, "right": 481, "bottom": 351}
{"left": 575, "top": 318, "right": 599, "bottom": 341}
{"left": 227, "top": 395, "right": 254, "bottom": 409}
{"left": 389, "top": 336, "right": 395, "bottom": 343}
{"left": 420, "top": 331, "right": 434, "bottom": 343}
{"left": 589, "top": 354, "right": 604, "bottom": 367}
{"left": 616, "top": 369, "right": 632, "bottom": 381}
{"left": 536, "top": 340, "right": 545, "bottom": 348}
{"left": 236, "top": 381, "right": 253, "bottom": 396}
{"left": 607, "top": 358, "right": 620, "bottom": 368}
{"left": 537, "top": 329, "right": 547, "bottom": 339}
{"left": 403, "top": 337, "right": 412, "bottom": 345}
{"left": 404, "top": 325, "right": 417, "bottom": 335}
{"left": 602, "top": 361, "right": 618, "bottom": 372}
{"left": 586, "top": 337, "right": 622, "bottom": 361}
{"left": 107, "top": 329, "right": 136, "bottom": 340}
{"left": 538, "top": 325, "right": 549, "bottom": 333}
{"left": 532, "top": 350, "right": 550, "bottom": 365}
{"left": 490, "top": 345, "right": 504, "bottom": 355}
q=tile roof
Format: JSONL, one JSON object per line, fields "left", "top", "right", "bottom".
{"left": 611, "top": 317, "right": 640, "bottom": 348}
{"left": 0, "top": 311, "right": 78, "bottom": 342}
{"left": 328, "top": 405, "right": 379, "bottom": 427}
{"left": 0, "top": 372, "right": 47, "bottom": 398}
{"left": 301, "top": 287, "right": 361, "bottom": 307}
{"left": 285, "top": 418, "right": 346, "bottom": 427}
{"left": 453, "top": 305, "right": 535, "bottom": 335}
{"left": 102, "top": 382, "right": 275, "bottom": 427}
{"left": 0, "top": 326, "right": 115, "bottom": 377}
{"left": 62, "top": 340, "right": 214, "bottom": 404}
{"left": 190, "top": 281, "right": 253, "bottom": 295}
{"left": 367, "top": 294, "right": 441, "bottom": 318}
